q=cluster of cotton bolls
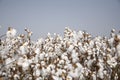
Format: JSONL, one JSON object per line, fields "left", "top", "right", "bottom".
{"left": 0, "top": 27, "right": 120, "bottom": 80}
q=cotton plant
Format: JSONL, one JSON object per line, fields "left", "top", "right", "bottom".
{"left": 0, "top": 27, "right": 120, "bottom": 80}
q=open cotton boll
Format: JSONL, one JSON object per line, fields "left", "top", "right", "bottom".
{"left": 108, "top": 38, "right": 114, "bottom": 46}
{"left": 98, "top": 68, "right": 104, "bottom": 79}
{"left": 22, "top": 60, "right": 30, "bottom": 71}
{"left": 86, "top": 59, "right": 93, "bottom": 69}
{"left": 36, "top": 77, "right": 42, "bottom": 80}
{"left": 92, "top": 72, "right": 96, "bottom": 80}
{"left": 52, "top": 75, "right": 62, "bottom": 80}
{"left": 35, "top": 48, "right": 40, "bottom": 55}
{"left": 19, "top": 42, "right": 28, "bottom": 55}
{"left": 66, "top": 75, "right": 72, "bottom": 80}
{"left": 71, "top": 50, "right": 78, "bottom": 58}
{"left": 89, "top": 40, "right": 94, "bottom": 48}
{"left": 117, "top": 43, "right": 120, "bottom": 57}
{"left": 35, "top": 69, "right": 41, "bottom": 76}
{"left": 78, "top": 30, "right": 83, "bottom": 38}
{"left": 59, "top": 60, "right": 65, "bottom": 65}
{"left": 39, "top": 53, "right": 45, "bottom": 60}
{"left": 17, "top": 57, "right": 24, "bottom": 66}
{"left": 107, "top": 57, "right": 117, "bottom": 68}
{"left": 67, "top": 45, "right": 74, "bottom": 52}
{"left": 61, "top": 54, "right": 68, "bottom": 61}
{"left": 72, "top": 57, "right": 79, "bottom": 63}
{"left": 41, "top": 61, "right": 46, "bottom": 66}
{"left": 14, "top": 74, "right": 20, "bottom": 80}
{"left": 5, "top": 58, "right": 15, "bottom": 68}
{"left": 6, "top": 27, "right": 17, "bottom": 38}
{"left": 5, "top": 58, "right": 14, "bottom": 65}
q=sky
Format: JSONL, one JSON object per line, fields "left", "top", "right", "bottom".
{"left": 0, "top": 0, "right": 120, "bottom": 40}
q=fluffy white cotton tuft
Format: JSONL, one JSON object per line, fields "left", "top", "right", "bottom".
{"left": 6, "top": 27, "right": 16, "bottom": 38}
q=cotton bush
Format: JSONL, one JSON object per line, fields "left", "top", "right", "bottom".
{"left": 0, "top": 27, "right": 120, "bottom": 80}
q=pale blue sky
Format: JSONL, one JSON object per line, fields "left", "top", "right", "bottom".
{"left": 0, "top": 0, "right": 120, "bottom": 40}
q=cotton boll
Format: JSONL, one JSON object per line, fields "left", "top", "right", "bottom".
{"left": 92, "top": 72, "right": 96, "bottom": 80}
{"left": 22, "top": 60, "right": 30, "bottom": 71}
{"left": 71, "top": 50, "right": 78, "bottom": 59}
{"left": 107, "top": 57, "right": 117, "bottom": 68}
{"left": 68, "top": 45, "right": 74, "bottom": 52}
{"left": 68, "top": 70, "right": 77, "bottom": 78}
{"left": 17, "top": 57, "right": 24, "bottom": 66}
{"left": 76, "top": 62, "right": 82, "bottom": 67}
{"left": 79, "top": 45, "right": 86, "bottom": 54}
{"left": 59, "top": 60, "right": 65, "bottom": 65}
{"left": 14, "top": 74, "right": 20, "bottom": 80}
{"left": 35, "top": 48, "right": 40, "bottom": 55}
{"left": 5, "top": 58, "right": 15, "bottom": 69}
{"left": 52, "top": 75, "right": 62, "bottom": 80}
{"left": 89, "top": 40, "right": 94, "bottom": 48}
{"left": 108, "top": 38, "right": 114, "bottom": 46}
{"left": 66, "top": 75, "right": 72, "bottom": 80}
{"left": 111, "top": 29, "right": 116, "bottom": 37}
{"left": 98, "top": 68, "right": 104, "bottom": 79}
{"left": 61, "top": 54, "right": 68, "bottom": 61}
{"left": 35, "top": 69, "right": 41, "bottom": 76}
{"left": 72, "top": 58, "right": 79, "bottom": 63}
{"left": 42, "top": 67, "right": 48, "bottom": 77}
{"left": 117, "top": 34, "right": 120, "bottom": 40}
{"left": 39, "top": 53, "right": 45, "bottom": 60}
{"left": 36, "top": 77, "right": 42, "bottom": 80}
{"left": 41, "top": 61, "right": 46, "bottom": 66}
{"left": 19, "top": 42, "right": 28, "bottom": 55}
{"left": 6, "top": 27, "right": 17, "bottom": 38}
{"left": 5, "top": 58, "right": 14, "bottom": 65}
{"left": 78, "top": 30, "right": 83, "bottom": 38}
{"left": 86, "top": 59, "right": 93, "bottom": 69}
{"left": 66, "top": 64, "right": 73, "bottom": 70}
{"left": 37, "top": 38, "right": 44, "bottom": 45}
{"left": 117, "top": 43, "right": 120, "bottom": 57}
{"left": 87, "top": 49, "right": 92, "bottom": 55}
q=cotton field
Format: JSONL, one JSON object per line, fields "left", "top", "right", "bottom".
{"left": 0, "top": 27, "right": 120, "bottom": 80}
